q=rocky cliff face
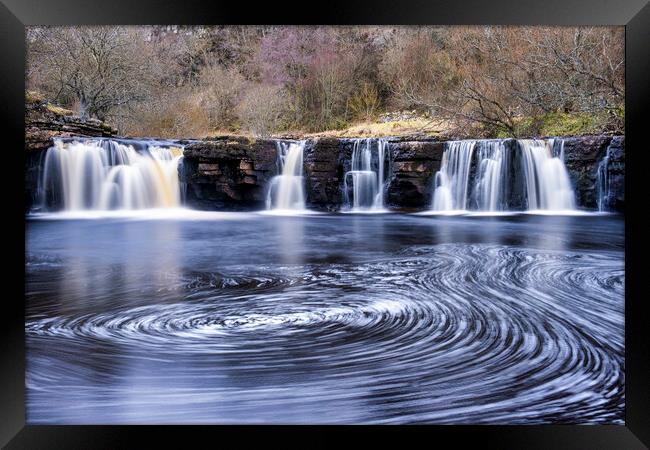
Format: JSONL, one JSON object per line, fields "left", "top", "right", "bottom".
{"left": 562, "top": 135, "right": 625, "bottom": 211}
{"left": 303, "top": 138, "right": 343, "bottom": 210}
{"left": 599, "top": 136, "right": 625, "bottom": 211}
{"left": 386, "top": 140, "right": 445, "bottom": 208}
{"left": 180, "top": 136, "right": 277, "bottom": 210}
{"left": 179, "top": 137, "right": 447, "bottom": 211}
{"left": 25, "top": 94, "right": 118, "bottom": 153}
{"left": 180, "top": 134, "right": 625, "bottom": 212}
{"left": 180, "top": 136, "right": 347, "bottom": 211}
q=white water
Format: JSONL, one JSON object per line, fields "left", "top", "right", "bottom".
{"left": 39, "top": 139, "right": 183, "bottom": 211}
{"left": 472, "top": 141, "right": 509, "bottom": 211}
{"left": 432, "top": 140, "right": 476, "bottom": 211}
{"left": 266, "top": 141, "right": 306, "bottom": 211}
{"left": 432, "top": 138, "right": 575, "bottom": 212}
{"left": 597, "top": 144, "right": 613, "bottom": 212}
{"left": 344, "top": 138, "right": 389, "bottom": 211}
{"left": 520, "top": 139, "right": 575, "bottom": 211}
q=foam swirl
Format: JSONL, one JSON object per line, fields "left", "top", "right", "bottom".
{"left": 26, "top": 244, "right": 623, "bottom": 424}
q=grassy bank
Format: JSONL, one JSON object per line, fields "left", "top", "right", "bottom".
{"left": 494, "top": 110, "right": 624, "bottom": 139}
{"left": 294, "top": 111, "right": 624, "bottom": 140}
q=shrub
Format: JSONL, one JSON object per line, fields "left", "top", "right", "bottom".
{"left": 348, "top": 83, "right": 381, "bottom": 122}
{"left": 197, "top": 63, "right": 245, "bottom": 130}
{"left": 236, "top": 84, "right": 288, "bottom": 137}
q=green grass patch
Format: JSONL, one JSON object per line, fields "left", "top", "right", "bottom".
{"left": 495, "top": 109, "right": 624, "bottom": 138}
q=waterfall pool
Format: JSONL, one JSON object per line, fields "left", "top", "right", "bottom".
{"left": 25, "top": 211, "right": 624, "bottom": 424}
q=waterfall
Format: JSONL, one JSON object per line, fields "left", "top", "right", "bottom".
{"left": 375, "top": 139, "right": 388, "bottom": 209}
{"left": 266, "top": 140, "right": 306, "bottom": 211}
{"left": 431, "top": 138, "right": 575, "bottom": 212}
{"left": 471, "top": 140, "right": 509, "bottom": 211}
{"left": 519, "top": 139, "right": 575, "bottom": 211}
{"left": 344, "top": 138, "right": 389, "bottom": 211}
{"left": 432, "top": 140, "right": 476, "bottom": 211}
{"left": 597, "top": 144, "right": 613, "bottom": 212}
{"left": 37, "top": 138, "right": 184, "bottom": 211}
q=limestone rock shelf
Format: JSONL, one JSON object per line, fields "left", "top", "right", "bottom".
{"left": 24, "top": 106, "right": 624, "bottom": 213}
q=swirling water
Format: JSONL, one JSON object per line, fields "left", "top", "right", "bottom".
{"left": 25, "top": 212, "right": 624, "bottom": 424}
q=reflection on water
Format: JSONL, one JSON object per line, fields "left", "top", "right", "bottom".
{"left": 26, "top": 212, "right": 624, "bottom": 424}
{"left": 275, "top": 215, "right": 305, "bottom": 266}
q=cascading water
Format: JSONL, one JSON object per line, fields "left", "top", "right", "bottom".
{"left": 471, "top": 140, "right": 510, "bottom": 211}
{"left": 597, "top": 144, "right": 613, "bottom": 212}
{"left": 431, "top": 138, "right": 575, "bottom": 212}
{"left": 343, "top": 138, "right": 389, "bottom": 211}
{"left": 432, "top": 140, "right": 476, "bottom": 211}
{"left": 37, "top": 138, "right": 184, "bottom": 211}
{"left": 266, "top": 140, "right": 306, "bottom": 211}
{"left": 519, "top": 139, "right": 575, "bottom": 211}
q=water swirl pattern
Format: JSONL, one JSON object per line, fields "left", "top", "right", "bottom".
{"left": 26, "top": 213, "right": 624, "bottom": 424}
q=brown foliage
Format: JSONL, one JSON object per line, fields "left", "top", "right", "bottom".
{"left": 27, "top": 25, "right": 624, "bottom": 138}
{"left": 236, "top": 84, "right": 287, "bottom": 137}
{"left": 380, "top": 26, "right": 624, "bottom": 137}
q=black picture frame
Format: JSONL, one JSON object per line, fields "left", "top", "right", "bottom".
{"left": 2, "top": 0, "right": 648, "bottom": 447}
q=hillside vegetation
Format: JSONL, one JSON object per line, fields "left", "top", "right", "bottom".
{"left": 27, "top": 26, "right": 624, "bottom": 139}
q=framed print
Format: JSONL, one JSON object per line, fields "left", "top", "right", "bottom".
{"left": 2, "top": 0, "right": 649, "bottom": 447}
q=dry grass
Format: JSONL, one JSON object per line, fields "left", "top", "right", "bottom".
{"left": 26, "top": 90, "right": 46, "bottom": 104}
{"left": 304, "top": 117, "right": 452, "bottom": 138}
{"left": 27, "top": 90, "right": 75, "bottom": 117}
{"left": 45, "top": 103, "right": 75, "bottom": 116}
{"left": 161, "top": 117, "right": 455, "bottom": 140}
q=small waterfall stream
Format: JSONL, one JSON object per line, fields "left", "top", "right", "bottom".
{"left": 432, "top": 140, "right": 477, "bottom": 211}
{"left": 431, "top": 138, "right": 576, "bottom": 213}
{"left": 37, "top": 138, "right": 184, "bottom": 211}
{"left": 597, "top": 143, "right": 614, "bottom": 212}
{"left": 266, "top": 140, "right": 307, "bottom": 211}
{"left": 471, "top": 140, "right": 510, "bottom": 211}
{"left": 520, "top": 139, "right": 575, "bottom": 211}
{"left": 344, "top": 138, "right": 389, "bottom": 211}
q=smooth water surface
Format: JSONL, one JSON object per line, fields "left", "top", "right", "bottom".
{"left": 25, "top": 212, "right": 624, "bottom": 424}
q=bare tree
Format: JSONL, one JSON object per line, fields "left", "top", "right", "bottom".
{"left": 380, "top": 26, "right": 624, "bottom": 137}
{"left": 27, "top": 26, "right": 155, "bottom": 121}
{"left": 196, "top": 59, "right": 246, "bottom": 129}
